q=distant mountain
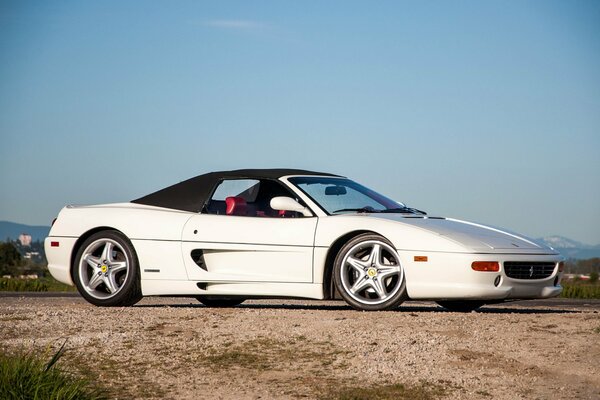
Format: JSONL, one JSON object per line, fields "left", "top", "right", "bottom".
{"left": 0, "top": 221, "right": 50, "bottom": 242}
{"left": 538, "top": 236, "right": 600, "bottom": 259}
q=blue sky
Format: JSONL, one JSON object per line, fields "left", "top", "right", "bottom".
{"left": 1, "top": 1, "right": 599, "bottom": 244}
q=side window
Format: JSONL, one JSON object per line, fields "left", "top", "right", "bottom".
{"left": 211, "top": 179, "right": 260, "bottom": 202}
{"left": 205, "top": 179, "right": 306, "bottom": 217}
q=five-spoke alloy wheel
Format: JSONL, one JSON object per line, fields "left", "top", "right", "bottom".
{"left": 334, "top": 234, "right": 407, "bottom": 311}
{"left": 73, "top": 230, "right": 142, "bottom": 307}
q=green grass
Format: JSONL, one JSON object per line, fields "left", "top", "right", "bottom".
{"left": 0, "top": 278, "right": 48, "bottom": 292}
{"left": 202, "top": 338, "right": 450, "bottom": 399}
{"left": 560, "top": 281, "right": 600, "bottom": 299}
{"left": 0, "top": 344, "right": 107, "bottom": 400}
{"left": 319, "top": 381, "right": 449, "bottom": 400}
{"left": 0, "top": 277, "right": 75, "bottom": 292}
{"left": 203, "top": 337, "right": 348, "bottom": 371}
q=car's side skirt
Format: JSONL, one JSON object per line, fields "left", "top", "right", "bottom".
{"left": 141, "top": 280, "right": 325, "bottom": 299}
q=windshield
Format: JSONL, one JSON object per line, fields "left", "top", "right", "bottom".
{"left": 288, "top": 177, "right": 425, "bottom": 215}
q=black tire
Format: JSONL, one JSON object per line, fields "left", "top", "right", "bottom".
{"left": 196, "top": 296, "right": 245, "bottom": 307}
{"left": 333, "top": 233, "right": 407, "bottom": 311}
{"left": 437, "top": 301, "right": 484, "bottom": 312}
{"left": 72, "top": 230, "right": 142, "bottom": 307}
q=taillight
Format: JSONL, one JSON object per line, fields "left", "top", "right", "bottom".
{"left": 472, "top": 261, "right": 500, "bottom": 272}
{"left": 558, "top": 262, "right": 564, "bottom": 272}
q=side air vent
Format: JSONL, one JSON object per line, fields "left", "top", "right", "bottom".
{"left": 504, "top": 262, "right": 555, "bottom": 280}
{"left": 191, "top": 249, "right": 207, "bottom": 271}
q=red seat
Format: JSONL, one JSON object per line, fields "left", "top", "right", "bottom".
{"left": 225, "top": 196, "right": 247, "bottom": 216}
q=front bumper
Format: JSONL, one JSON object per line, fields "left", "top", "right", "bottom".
{"left": 398, "top": 250, "right": 563, "bottom": 301}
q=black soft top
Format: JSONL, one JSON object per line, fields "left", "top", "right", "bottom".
{"left": 131, "top": 168, "right": 340, "bottom": 212}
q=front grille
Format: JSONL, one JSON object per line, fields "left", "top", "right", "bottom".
{"left": 504, "top": 262, "right": 555, "bottom": 280}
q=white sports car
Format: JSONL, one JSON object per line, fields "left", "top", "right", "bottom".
{"left": 45, "top": 169, "right": 564, "bottom": 311}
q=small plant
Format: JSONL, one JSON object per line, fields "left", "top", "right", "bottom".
{"left": 590, "top": 271, "right": 599, "bottom": 284}
{"left": 0, "top": 342, "right": 107, "bottom": 400}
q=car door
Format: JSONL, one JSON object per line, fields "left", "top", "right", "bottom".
{"left": 181, "top": 178, "right": 318, "bottom": 283}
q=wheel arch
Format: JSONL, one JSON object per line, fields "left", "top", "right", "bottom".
{"left": 69, "top": 226, "right": 128, "bottom": 280}
{"left": 322, "top": 229, "right": 384, "bottom": 299}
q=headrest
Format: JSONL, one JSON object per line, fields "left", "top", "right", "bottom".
{"left": 225, "top": 196, "right": 247, "bottom": 216}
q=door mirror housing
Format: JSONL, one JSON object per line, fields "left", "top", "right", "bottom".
{"left": 270, "top": 197, "right": 312, "bottom": 217}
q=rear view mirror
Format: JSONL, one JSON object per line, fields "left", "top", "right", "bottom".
{"left": 325, "top": 185, "right": 347, "bottom": 196}
{"left": 270, "top": 197, "right": 312, "bottom": 217}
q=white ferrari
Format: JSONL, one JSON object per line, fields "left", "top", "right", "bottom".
{"left": 45, "top": 169, "right": 564, "bottom": 311}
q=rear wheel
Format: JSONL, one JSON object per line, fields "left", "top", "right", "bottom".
{"left": 72, "top": 230, "right": 142, "bottom": 307}
{"left": 437, "top": 301, "right": 484, "bottom": 312}
{"left": 196, "top": 296, "right": 245, "bottom": 307}
{"left": 334, "top": 233, "right": 407, "bottom": 311}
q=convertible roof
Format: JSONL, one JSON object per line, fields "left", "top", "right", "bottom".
{"left": 131, "top": 168, "right": 340, "bottom": 212}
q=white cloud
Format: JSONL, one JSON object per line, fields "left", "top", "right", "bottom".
{"left": 204, "top": 19, "right": 266, "bottom": 30}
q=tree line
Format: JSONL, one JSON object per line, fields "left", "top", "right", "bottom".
{"left": 563, "top": 258, "right": 600, "bottom": 275}
{"left": 0, "top": 241, "right": 48, "bottom": 278}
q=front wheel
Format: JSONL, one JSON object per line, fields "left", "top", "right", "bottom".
{"left": 334, "top": 234, "right": 407, "bottom": 311}
{"left": 196, "top": 296, "right": 245, "bottom": 307}
{"left": 437, "top": 301, "right": 485, "bottom": 312}
{"left": 72, "top": 230, "right": 142, "bottom": 307}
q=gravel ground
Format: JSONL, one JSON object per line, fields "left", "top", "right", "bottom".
{"left": 1, "top": 296, "right": 599, "bottom": 400}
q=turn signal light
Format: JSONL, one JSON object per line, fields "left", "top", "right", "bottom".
{"left": 471, "top": 261, "right": 500, "bottom": 272}
{"left": 558, "top": 262, "right": 564, "bottom": 272}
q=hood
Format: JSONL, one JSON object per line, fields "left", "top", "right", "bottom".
{"left": 367, "top": 214, "right": 557, "bottom": 254}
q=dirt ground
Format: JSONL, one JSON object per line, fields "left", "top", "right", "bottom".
{"left": 1, "top": 296, "right": 599, "bottom": 400}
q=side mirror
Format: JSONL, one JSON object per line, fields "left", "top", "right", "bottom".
{"left": 270, "top": 197, "right": 312, "bottom": 217}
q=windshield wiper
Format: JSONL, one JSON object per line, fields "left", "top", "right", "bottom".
{"left": 332, "top": 207, "right": 380, "bottom": 214}
{"left": 380, "top": 207, "right": 427, "bottom": 215}
{"left": 332, "top": 206, "right": 427, "bottom": 215}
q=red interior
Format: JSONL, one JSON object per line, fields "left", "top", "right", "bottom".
{"left": 225, "top": 196, "right": 247, "bottom": 216}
